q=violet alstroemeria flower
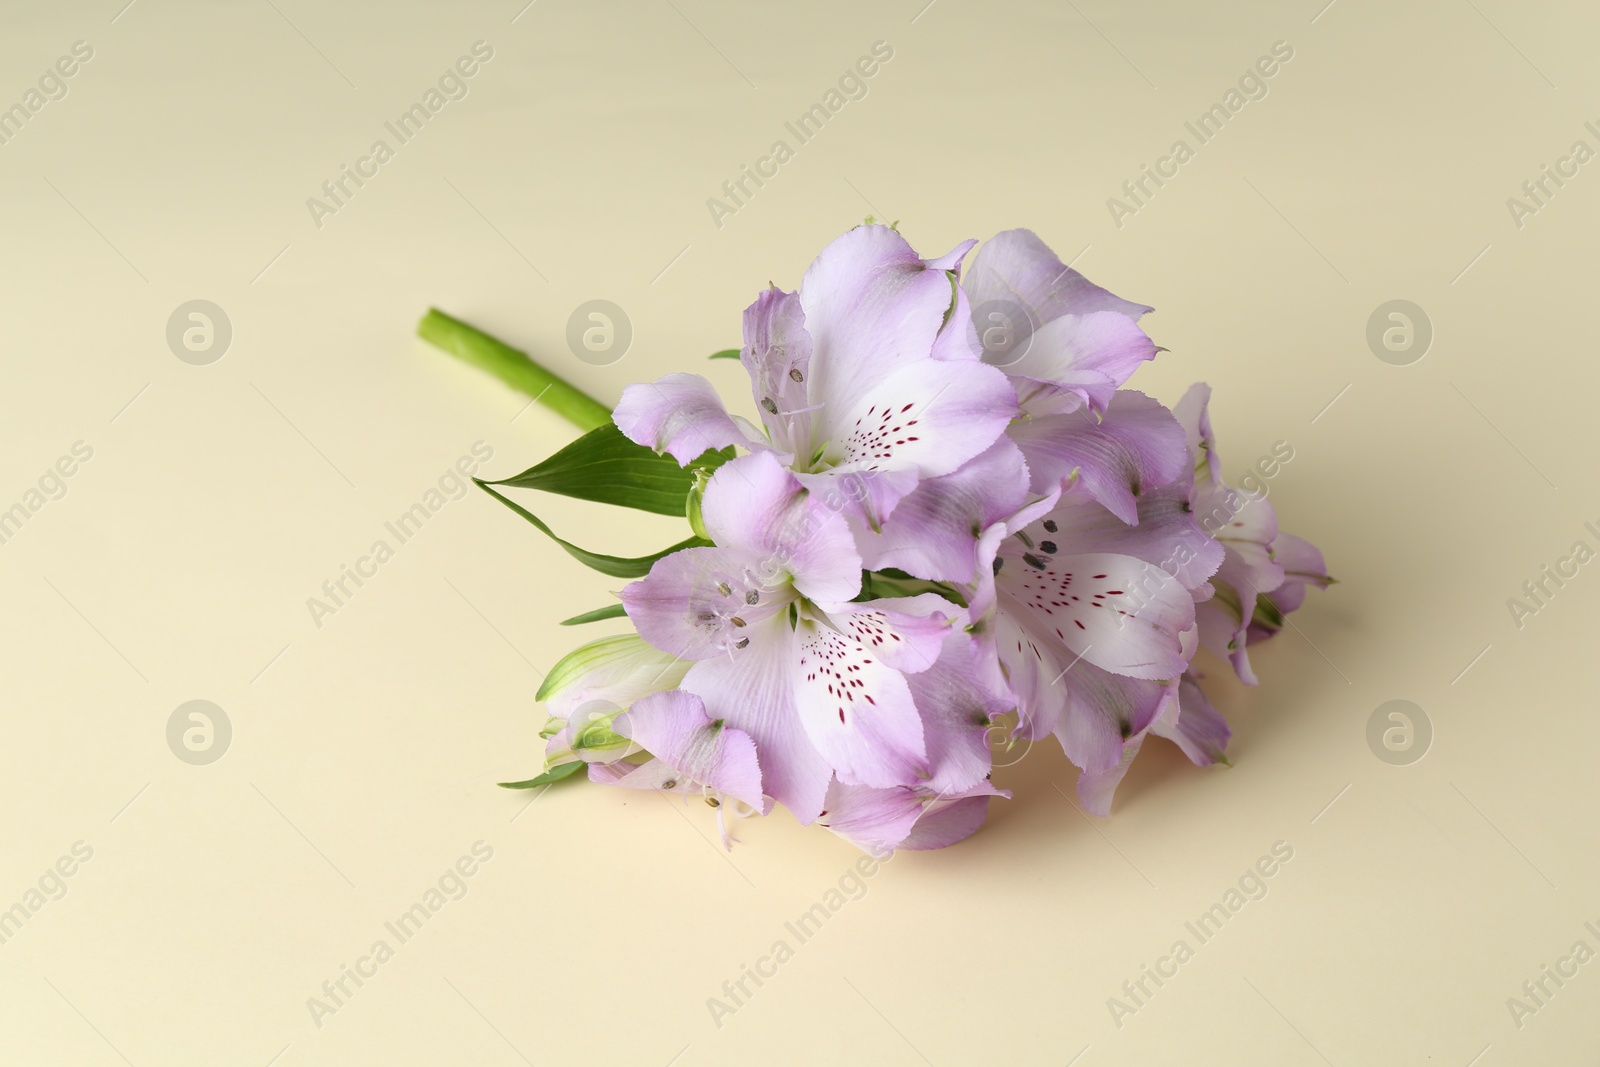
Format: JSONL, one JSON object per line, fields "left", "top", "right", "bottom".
{"left": 619, "top": 451, "right": 976, "bottom": 822}
{"left": 969, "top": 472, "right": 1218, "bottom": 814}
{"left": 614, "top": 225, "right": 1019, "bottom": 530}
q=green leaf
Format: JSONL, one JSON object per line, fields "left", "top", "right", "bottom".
{"left": 487, "top": 422, "right": 713, "bottom": 516}
{"left": 708, "top": 348, "right": 742, "bottom": 360}
{"left": 560, "top": 603, "right": 628, "bottom": 626}
{"left": 498, "top": 761, "right": 587, "bottom": 789}
{"left": 475, "top": 480, "right": 709, "bottom": 578}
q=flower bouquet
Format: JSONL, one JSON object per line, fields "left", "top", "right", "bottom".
{"left": 418, "top": 224, "right": 1330, "bottom": 853}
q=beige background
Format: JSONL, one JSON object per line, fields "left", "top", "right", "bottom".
{"left": 2, "top": 0, "right": 1596, "bottom": 1064}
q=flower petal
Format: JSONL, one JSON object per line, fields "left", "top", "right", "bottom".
{"left": 620, "top": 545, "right": 786, "bottom": 661}
{"left": 821, "top": 595, "right": 958, "bottom": 675}
{"left": 906, "top": 632, "right": 1011, "bottom": 795}
{"left": 899, "top": 792, "right": 1000, "bottom": 850}
{"left": 613, "top": 373, "right": 759, "bottom": 465}
{"left": 964, "top": 228, "right": 1153, "bottom": 325}
{"left": 1256, "top": 531, "right": 1332, "bottom": 624}
{"left": 994, "top": 546, "right": 1196, "bottom": 680}
{"left": 1194, "top": 487, "right": 1285, "bottom": 683}
{"left": 1007, "top": 390, "right": 1188, "bottom": 524}
{"left": 615, "top": 690, "right": 764, "bottom": 809}
{"left": 740, "top": 286, "right": 815, "bottom": 454}
{"left": 792, "top": 466, "right": 921, "bottom": 536}
{"left": 1151, "top": 672, "right": 1232, "bottom": 766}
{"left": 820, "top": 778, "right": 1005, "bottom": 853}
{"left": 1005, "top": 311, "right": 1159, "bottom": 416}
{"left": 1075, "top": 731, "right": 1147, "bottom": 818}
{"left": 701, "top": 452, "right": 863, "bottom": 606}
{"left": 829, "top": 357, "right": 1017, "bottom": 482}
{"left": 856, "top": 438, "right": 1031, "bottom": 583}
{"left": 799, "top": 225, "right": 970, "bottom": 420}
{"left": 794, "top": 613, "right": 928, "bottom": 788}
{"left": 1054, "top": 662, "right": 1174, "bottom": 780}
{"left": 1044, "top": 480, "right": 1224, "bottom": 592}
{"left": 1173, "top": 381, "right": 1221, "bottom": 487}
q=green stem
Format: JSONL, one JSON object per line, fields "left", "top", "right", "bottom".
{"left": 417, "top": 308, "right": 613, "bottom": 432}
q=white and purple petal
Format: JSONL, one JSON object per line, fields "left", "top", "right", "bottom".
{"left": 613, "top": 372, "right": 759, "bottom": 465}
{"left": 614, "top": 689, "right": 765, "bottom": 809}
{"left": 856, "top": 438, "right": 1031, "bottom": 584}
{"left": 964, "top": 228, "right": 1153, "bottom": 326}
{"left": 1008, "top": 390, "right": 1188, "bottom": 524}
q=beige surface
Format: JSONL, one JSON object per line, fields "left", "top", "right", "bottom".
{"left": 3, "top": 1, "right": 1597, "bottom": 1064}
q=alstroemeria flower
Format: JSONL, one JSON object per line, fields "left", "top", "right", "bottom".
{"left": 966, "top": 429, "right": 1224, "bottom": 814}
{"left": 614, "top": 225, "right": 1019, "bottom": 530}
{"left": 619, "top": 451, "right": 967, "bottom": 822}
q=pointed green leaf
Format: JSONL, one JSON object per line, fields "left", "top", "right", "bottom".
{"left": 560, "top": 603, "right": 629, "bottom": 626}
{"left": 487, "top": 422, "right": 716, "bottom": 516}
{"left": 475, "top": 480, "right": 709, "bottom": 578}
{"left": 498, "top": 761, "right": 587, "bottom": 789}
{"left": 708, "top": 348, "right": 742, "bottom": 360}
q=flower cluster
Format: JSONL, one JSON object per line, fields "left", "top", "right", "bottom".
{"left": 501, "top": 225, "right": 1329, "bottom": 853}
